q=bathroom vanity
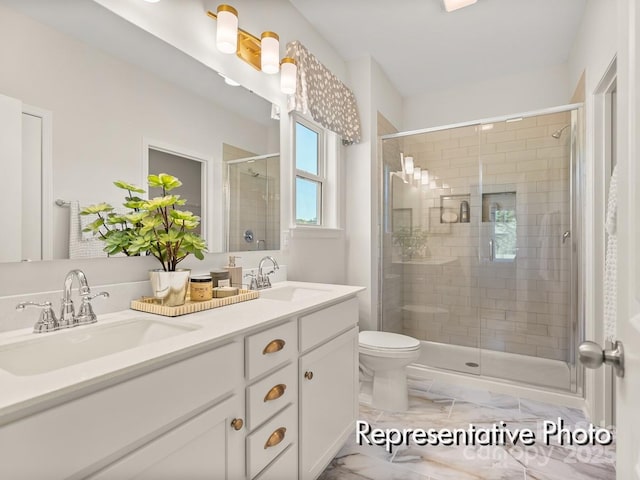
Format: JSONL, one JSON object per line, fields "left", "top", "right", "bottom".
{"left": 0, "top": 281, "right": 363, "bottom": 480}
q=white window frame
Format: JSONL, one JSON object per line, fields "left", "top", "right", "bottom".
{"left": 293, "top": 115, "right": 325, "bottom": 226}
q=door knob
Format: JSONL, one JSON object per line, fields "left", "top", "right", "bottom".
{"left": 578, "top": 340, "right": 624, "bottom": 378}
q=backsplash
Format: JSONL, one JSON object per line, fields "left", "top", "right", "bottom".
{"left": 0, "top": 263, "right": 287, "bottom": 334}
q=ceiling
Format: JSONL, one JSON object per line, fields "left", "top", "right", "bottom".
{"left": 289, "top": 0, "right": 587, "bottom": 97}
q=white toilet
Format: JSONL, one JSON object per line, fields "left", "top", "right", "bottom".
{"left": 359, "top": 331, "right": 421, "bottom": 411}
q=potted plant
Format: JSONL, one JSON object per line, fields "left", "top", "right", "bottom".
{"left": 81, "top": 173, "right": 207, "bottom": 306}
{"left": 392, "top": 227, "right": 428, "bottom": 260}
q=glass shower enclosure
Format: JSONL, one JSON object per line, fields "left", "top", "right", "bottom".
{"left": 380, "top": 105, "right": 583, "bottom": 393}
{"left": 226, "top": 153, "right": 280, "bottom": 251}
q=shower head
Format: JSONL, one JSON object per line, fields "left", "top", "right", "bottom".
{"left": 551, "top": 124, "right": 570, "bottom": 139}
{"left": 247, "top": 168, "right": 260, "bottom": 177}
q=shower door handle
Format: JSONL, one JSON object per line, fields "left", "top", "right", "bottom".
{"left": 562, "top": 231, "right": 571, "bottom": 244}
{"left": 489, "top": 239, "right": 494, "bottom": 262}
{"left": 578, "top": 340, "right": 624, "bottom": 378}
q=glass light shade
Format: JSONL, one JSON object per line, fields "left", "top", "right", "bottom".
{"left": 216, "top": 5, "right": 238, "bottom": 54}
{"left": 413, "top": 167, "right": 421, "bottom": 181}
{"left": 261, "top": 32, "right": 280, "bottom": 74}
{"left": 404, "top": 156, "right": 414, "bottom": 175}
{"left": 443, "top": 0, "right": 477, "bottom": 12}
{"left": 280, "top": 58, "right": 297, "bottom": 95}
{"left": 421, "top": 169, "right": 430, "bottom": 185}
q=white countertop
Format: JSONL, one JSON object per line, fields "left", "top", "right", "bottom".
{"left": 0, "top": 281, "right": 364, "bottom": 424}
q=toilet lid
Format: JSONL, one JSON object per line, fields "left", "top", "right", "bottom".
{"left": 359, "top": 331, "right": 420, "bottom": 351}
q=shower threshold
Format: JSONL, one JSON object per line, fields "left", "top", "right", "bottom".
{"left": 417, "top": 340, "right": 571, "bottom": 392}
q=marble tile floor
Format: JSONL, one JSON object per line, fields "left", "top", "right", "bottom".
{"left": 318, "top": 378, "right": 616, "bottom": 480}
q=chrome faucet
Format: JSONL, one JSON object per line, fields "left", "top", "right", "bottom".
{"left": 16, "top": 269, "right": 109, "bottom": 333}
{"left": 254, "top": 256, "right": 279, "bottom": 290}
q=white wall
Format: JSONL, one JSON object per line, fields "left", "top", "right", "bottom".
{"left": 566, "top": 0, "right": 618, "bottom": 425}
{"left": 345, "top": 57, "right": 403, "bottom": 331}
{"left": 403, "top": 64, "right": 571, "bottom": 130}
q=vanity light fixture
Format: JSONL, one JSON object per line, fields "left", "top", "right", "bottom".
{"left": 413, "top": 167, "right": 422, "bottom": 181}
{"left": 421, "top": 169, "right": 430, "bottom": 186}
{"left": 261, "top": 32, "right": 280, "bottom": 74}
{"left": 404, "top": 156, "right": 415, "bottom": 176}
{"left": 443, "top": 0, "right": 477, "bottom": 12}
{"left": 207, "top": 5, "right": 297, "bottom": 94}
{"left": 214, "top": 5, "right": 238, "bottom": 54}
{"left": 280, "top": 57, "right": 297, "bottom": 94}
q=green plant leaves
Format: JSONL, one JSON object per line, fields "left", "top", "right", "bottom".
{"left": 82, "top": 173, "right": 207, "bottom": 269}
{"left": 80, "top": 203, "right": 113, "bottom": 215}
{"left": 114, "top": 180, "right": 145, "bottom": 194}
{"left": 148, "top": 173, "right": 182, "bottom": 191}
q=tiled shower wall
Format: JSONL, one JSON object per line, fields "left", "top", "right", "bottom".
{"left": 382, "top": 111, "right": 572, "bottom": 362}
{"left": 227, "top": 157, "right": 280, "bottom": 252}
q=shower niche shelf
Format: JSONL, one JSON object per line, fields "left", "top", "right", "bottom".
{"left": 439, "top": 194, "right": 470, "bottom": 224}
{"left": 481, "top": 191, "right": 516, "bottom": 222}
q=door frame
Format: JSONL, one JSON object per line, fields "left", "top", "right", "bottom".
{"left": 142, "top": 138, "right": 222, "bottom": 253}
{"left": 589, "top": 57, "right": 618, "bottom": 427}
{"left": 21, "top": 104, "right": 53, "bottom": 261}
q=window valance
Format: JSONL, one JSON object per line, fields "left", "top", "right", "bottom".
{"left": 285, "top": 41, "right": 361, "bottom": 145}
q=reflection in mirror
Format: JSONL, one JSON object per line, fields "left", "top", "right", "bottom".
{"left": 0, "top": 0, "right": 280, "bottom": 264}
{"left": 148, "top": 148, "right": 205, "bottom": 237}
{"left": 226, "top": 148, "right": 280, "bottom": 252}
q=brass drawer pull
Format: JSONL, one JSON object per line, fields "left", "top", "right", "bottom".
{"left": 264, "top": 427, "right": 286, "bottom": 449}
{"left": 304, "top": 371, "right": 313, "bottom": 380}
{"left": 263, "top": 339, "right": 285, "bottom": 354}
{"left": 264, "top": 384, "right": 287, "bottom": 402}
{"left": 230, "top": 418, "right": 244, "bottom": 431}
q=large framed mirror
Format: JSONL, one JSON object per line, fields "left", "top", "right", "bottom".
{"left": 0, "top": 0, "right": 280, "bottom": 263}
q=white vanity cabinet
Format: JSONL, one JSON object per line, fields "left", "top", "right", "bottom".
{"left": 299, "top": 298, "right": 359, "bottom": 480}
{"left": 0, "top": 341, "right": 245, "bottom": 480}
{"left": 87, "top": 393, "right": 245, "bottom": 480}
{"left": 0, "top": 286, "right": 362, "bottom": 480}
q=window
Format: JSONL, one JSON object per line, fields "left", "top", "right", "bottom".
{"left": 294, "top": 118, "right": 324, "bottom": 225}
{"left": 494, "top": 209, "right": 517, "bottom": 261}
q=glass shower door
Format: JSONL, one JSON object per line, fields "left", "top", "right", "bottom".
{"left": 477, "top": 111, "right": 575, "bottom": 391}
{"left": 381, "top": 125, "right": 482, "bottom": 374}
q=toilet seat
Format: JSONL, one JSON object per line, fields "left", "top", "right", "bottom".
{"left": 359, "top": 331, "right": 420, "bottom": 353}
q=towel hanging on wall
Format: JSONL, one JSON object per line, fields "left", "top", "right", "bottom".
{"left": 68, "top": 201, "right": 109, "bottom": 259}
{"left": 604, "top": 164, "right": 618, "bottom": 340}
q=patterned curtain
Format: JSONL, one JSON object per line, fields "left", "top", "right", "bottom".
{"left": 285, "top": 41, "right": 361, "bottom": 145}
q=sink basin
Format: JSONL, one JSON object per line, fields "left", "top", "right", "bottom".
{"left": 0, "top": 318, "right": 200, "bottom": 376}
{"left": 259, "top": 285, "right": 329, "bottom": 302}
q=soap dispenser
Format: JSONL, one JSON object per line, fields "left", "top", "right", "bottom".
{"left": 225, "top": 256, "right": 243, "bottom": 288}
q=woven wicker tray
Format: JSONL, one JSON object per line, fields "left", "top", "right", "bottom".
{"left": 130, "top": 289, "right": 259, "bottom": 317}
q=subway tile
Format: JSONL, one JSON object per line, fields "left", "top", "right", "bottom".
{"left": 496, "top": 140, "right": 527, "bottom": 153}
{"left": 505, "top": 342, "right": 537, "bottom": 356}
{"left": 525, "top": 334, "right": 558, "bottom": 348}
{"left": 515, "top": 126, "right": 549, "bottom": 139}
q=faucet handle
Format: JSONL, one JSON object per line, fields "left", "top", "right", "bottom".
{"left": 16, "top": 301, "right": 59, "bottom": 333}
{"left": 77, "top": 291, "right": 109, "bottom": 325}
{"left": 244, "top": 273, "right": 259, "bottom": 291}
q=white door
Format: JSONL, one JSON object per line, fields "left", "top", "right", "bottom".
{"left": 0, "top": 94, "right": 22, "bottom": 262}
{"left": 614, "top": 0, "right": 640, "bottom": 477}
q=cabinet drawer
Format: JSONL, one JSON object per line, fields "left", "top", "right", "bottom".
{"left": 0, "top": 342, "right": 243, "bottom": 480}
{"left": 299, "top": 298, "right": 358, "bottom": 352}
{"left": 246, "top": 321, "right": 297, "bottom": 380}
{"left": 247, "top": 403, "right": 297, "bottom": 479}
{"left": 247, "top": 362, "right": 297, "bottom": 431}
{"left": 254, "top": 444, "right": 298, "bottom": 480}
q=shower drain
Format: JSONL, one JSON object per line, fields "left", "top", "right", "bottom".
{"left": 465, "top": 362, "right": 479, "bottom": 368}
